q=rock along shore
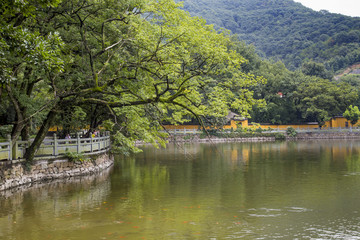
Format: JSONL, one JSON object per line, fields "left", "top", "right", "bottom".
{"left": 295, "top": 131, "right": 360, "bottom": 139}
{"left": 0, "top": 153, "right": 113, "bottom": 191}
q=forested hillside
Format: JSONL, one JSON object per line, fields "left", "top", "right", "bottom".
{"left": 181, "top": 0, "right": 360, "bottom": 72}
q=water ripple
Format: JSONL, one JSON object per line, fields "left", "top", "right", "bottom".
{"left": 285, "top": 207, "right": 313, "bottom": 213}
{"left": 344, "top": 172, "right": 360, "bottom": 176}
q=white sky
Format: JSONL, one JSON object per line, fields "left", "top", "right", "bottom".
{"left": 294, "top": 0, "right": 360, "bottom": 17}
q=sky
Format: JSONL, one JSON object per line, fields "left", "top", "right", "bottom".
{"left": 294, "top": 0, "right": 360, "bottom": 17}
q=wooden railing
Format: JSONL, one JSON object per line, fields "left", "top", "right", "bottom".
{"left": 0, "top": 132, "right": 111, "bottom": 162}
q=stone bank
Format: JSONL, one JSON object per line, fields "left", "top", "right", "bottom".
{"left": 0, "top": 154, "right": 113, "bottom": 191}
{"left": 296, "top": 132, "right": 360, "bottom": 139}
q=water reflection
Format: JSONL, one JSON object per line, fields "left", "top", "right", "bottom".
{"left": 0, "top": 168, "right": 112, "bottom": 239}
{"left": 1, "top": 140, "right": 360, "bottom": 239}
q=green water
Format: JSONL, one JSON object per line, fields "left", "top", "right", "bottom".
{"left": 1, "top": 140, "right": 360, "bottom": 239}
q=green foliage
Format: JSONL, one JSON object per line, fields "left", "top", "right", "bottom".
{"left": 183, "top": 135, "right": 194, "bottom": 140}
{"left": 343, "top": 105, "right": 360, "bottom": 125}
{"left": 0, "top": 125, "right": 12, "bottom": 138}
{"left": 301, "top": 61, "right": 333, "bottom": 79}
{"left": 65, "top": 151, "right": 86, "bottom": 162}
{"left": 111, "top": 132, "right": 144, "bottom": 156}
{"left": 339, "top": 74, "right": 360, "bottom": 87}
{"left": 55, "top": 106, "right": 88, "bottom": 134}
{"left": 286, "top": 127, "right": 298, "bottom": 137}
{"left": 293, "top": 77, "right": 357, "bottom": 126}
{"left": 249, "top": 60, "right": 303, "bottom": 124}
{"left": 274, "top": 133, "right": 286, "bottom": 141}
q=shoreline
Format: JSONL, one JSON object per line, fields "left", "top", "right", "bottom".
{"left": 135, "top": 131, "right": 360, "bottom": 145}
{"left": 0, "top": 153, "right": 114, "bottom": 192}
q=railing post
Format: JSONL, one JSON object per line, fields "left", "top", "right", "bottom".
{"left": 98, "top": 135, "right": 101, "bottom": 150}
{"left": 90, "top": 133, "right": 93, "bottom": 152}
{"left": 103, "top": 132, "right": 106, "bottom": 149}
{"left": 53, "top": 133, "right": 58, "bottom": 156}
{"left": 77, "top": 132, "right": 81, "bottom": 153}
{"left": 7, "top": 135, "right": 12, "bottom": 161}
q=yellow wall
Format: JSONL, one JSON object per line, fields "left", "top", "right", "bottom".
{"left": 162, "top": 117, "right": 356, "bottom": 131}
{"left": 329, "top": 117, "right": 351, "bottom": 128}
{"left": 233, "top": 119, "right": 321, "bottom": 130}
{"left": 224, "top": 120, "right": 241, "bottom": 129}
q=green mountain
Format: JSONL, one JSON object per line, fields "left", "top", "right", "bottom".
{"left": 181, "top": 0, "right": 360, "bottom": 72}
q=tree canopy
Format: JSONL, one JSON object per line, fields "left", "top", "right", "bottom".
{"left": 0, "top": 0, "right": 263, "bottom": 161}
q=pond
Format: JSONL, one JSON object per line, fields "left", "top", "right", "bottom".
{"left": 1, "top": 140, "right": 360, "bottom": 239}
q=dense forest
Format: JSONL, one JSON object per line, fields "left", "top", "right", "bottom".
{"left": 224, "top": 39, "right": 359, "bottom": 125}
{"left": 181, "top": 0, "right": 360, "bottom": 72}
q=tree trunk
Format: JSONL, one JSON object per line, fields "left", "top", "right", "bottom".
{"left": 24, "top": 109, "right": 57, "bottom": 163}
{"left": 7, "top": 86, "right": 25, "bottom": 145}
{"left": 21, "top": 123, "right": 30, "bottom": 141}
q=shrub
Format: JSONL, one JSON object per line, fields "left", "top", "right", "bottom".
{"left": 65, "top": 151, "right": 86, "bottom": 162}
{"left": 235, "top": 126, "right": 244, "bottom": 133}
{"left": 0, "top": 125, "right": 12, "bottom": 139}
{"left": 274, "top": 133, "right": 286, "bottom": 140}
{"left": 183, "top": 135, "right": 194, "bottom": 140}
{"left": 199, "top": 132, "right": 208, "bottom": 139}
{"left": 286, "top": 127, "right": 298, "bottom": 137}
{"left": 207, "top": 129, "right": 219, "bottom": 135}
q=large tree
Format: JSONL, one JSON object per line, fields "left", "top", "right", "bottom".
{"left": 1, "top": 0, "right": 262, "bottom": 162}
{"left": 293, "top": 78, "right": 358, "bottom": 126}
{"left": 343, "top": 105, "right": 360, "bottom": 126}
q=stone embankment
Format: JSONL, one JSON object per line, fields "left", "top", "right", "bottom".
{"left": 167, "top": 135, "right": 275, "bottom": 143}
{"left": 168, "top": 132, "right": 360, "bottom": 142}
{"left": 0, "top": 154, "right": 113, "bottom": 191}
{"left": 296, "top": 132, "right": 360, "bottom": 139}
